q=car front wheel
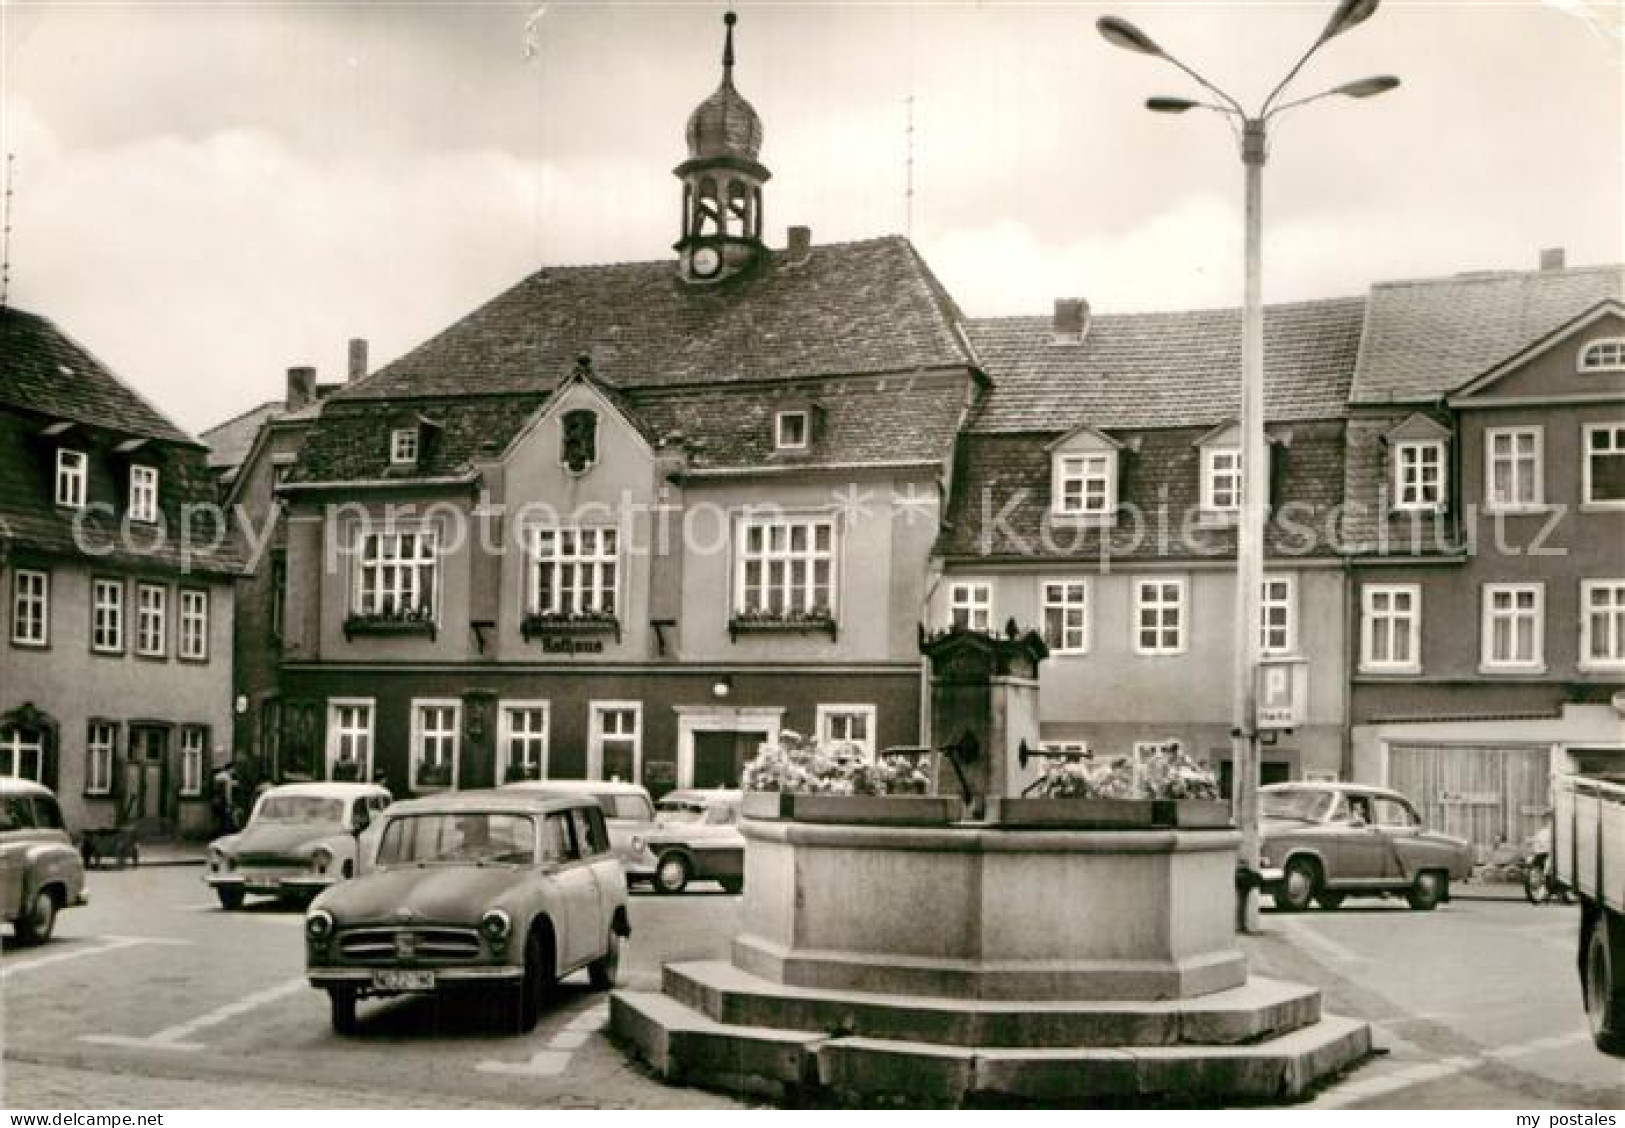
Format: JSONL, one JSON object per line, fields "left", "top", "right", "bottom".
{"left": 515, "top": 929, "right": 551, "bottom": 1033}
{"left": 1407, "top": 870, "right": 1446, "bottom": 911}
{"left": 328, "top": 987, "right": 359, "bottom": 1035}
{"left": 1274, "top": 859, "right": 1317, "bottom": 913}
{"left": 15, "top": 889, "right": 57, "bottom": 944}
{"left": 216, "top": 887, "right": 245, "bottom": 911}
{"left": 654, "top": 853, "right": 691, "bottom": 895}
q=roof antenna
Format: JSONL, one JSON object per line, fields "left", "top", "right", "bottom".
{"left": 0, "top": 154, "right": 14, "bottom": 310}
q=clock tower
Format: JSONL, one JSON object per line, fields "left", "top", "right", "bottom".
{"left": 675, "top": 11, "right": 769, "bottom": 285}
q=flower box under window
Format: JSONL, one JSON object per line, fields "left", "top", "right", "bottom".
{"left": 520, "top": 612, "right": 621, "bottom": 644}
{"left": 728, "top": 609, "right": 838, "bottom": 643}
{"left": 344, "top": 608, "right": 437, "bottom": 641}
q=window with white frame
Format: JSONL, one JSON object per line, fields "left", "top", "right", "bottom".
{"left": 529, "top": 525, "right": 618, "bottom": 616}
{"left": 326, "top": 699, "right": 374, "bottom": 781}
{"left": 129, "top": 465, "right": 159, "bottom": 522}
{"left": 1134, "top": 579, "right": 1186, "bottom": 655}
{"left": 947, "top": 580, "right": 992, "bottom": 632}
{"left": 1584, "top": 424, "right": 1625, "bottom": 506}
{"left": 736, "top": 516, "right": 835, "bottom": 618}
{"left": 411, "top": 700, "right": 460, "bottom": 790}
{"left": 1202, "top": 448, "right": 1243, "bottom": 514}
{"left": 1482, "top": 584, "right": 1544, "bottom": 670}
{"left": 775, "top": 411, "right": 809, "bottom": 451}
{"left": 1041, "top": 580, "right": 1089, "bottom": 654}
{"left": 11, "top": 569, "right": 48, "bottom": 646}
{"left": 353, "top": 527, "right": 438, "bottom": 619}
{"left": 1581, "top": 580, "right": 1625, "bottom": 669}
{"left": 179, "top": 726, "right": 207, "bottom": 797}
{"left": 1361, "top": 584, "right": 1421, "bottom": 672}
{"left": 1486, "top": 428, "right": 1543, "bottom": 510}
{"left": 390, "top": 428, "right": 419, "bottom": 465}
{"left": 1579, "top": 338, "right": 1625, "bottom": 373}
{"left": 817, "top": 705, "right": 876, "bottom": 758}
{"left": 1259, "top": 575, "right": 1296, "bottom": 656}
{"left": 0, "top": 725, "right": 44, "bottom": 781}
{"left": 1394, "top": 441, "right": 1445, "bottom": 511}
{"left": 590, "top": 703, "right": 641, "bottom": 783}
{"left": 86, "top": 721, "right": 116, "bottom": 795}
{"left": 179, "top": 589, "right": 208, "bottom": 660}
{"left": 135, "top": 583, "right": 167, "bottom": 657}
{"left": 55, "top": 449, "right": 86, "bottom": 509}
{"left": 498, "top": 702, "right": 550, "bottom": 782}
{"left": 91, "top": 578, "right": 124, "bottom": 653}
{"left": 1053, "top": 453, "right": 1115, "bottom": 517}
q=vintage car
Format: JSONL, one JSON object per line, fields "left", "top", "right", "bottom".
{"left": 1258, "top": 782, "right": 1474, "bottom": 912}
{"left": 205, "top": 782, "right": 392, "bottom": 910}
{"left": 1, "top": 779, "right": 88, "bottom": 944}
{"left": 305, "top": 789, "right": 630, "bottom": 1034}
{"left": 504, "top": 779, "right": 657, "bottom": 885}
{"left": 642, "top": 788, "right": 745, "bottom": 894}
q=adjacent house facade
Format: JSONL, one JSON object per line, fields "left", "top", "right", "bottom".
{"left": 0, "top": 306, "right": 241, "bottom": 834}
{"left": 934, "top": 296, "right": 1364, "bottom": 792}
{"left": 267, "top": 28, "right": 981, "bottom": 799}
{"left": 1345, "top": 262, "right": 1625, "bottom": 857}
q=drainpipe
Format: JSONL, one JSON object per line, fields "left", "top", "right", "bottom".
{"left": 1340, "top": 550, "right": 1356, "bottom": 782}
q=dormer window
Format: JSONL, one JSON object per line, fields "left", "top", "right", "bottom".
{"left": 1202, "top": 448, "right": 1243, "bottom": 516}
{"left": 129, "top": 465, "right": 159, "bottom": 523}
{"left": 1579, "top": 337, "right": 1625, "bottom": 373}
{"left": 775, "top": 410, "right": 809, "bottom": 451}
{"left": 1394, "top": 441, "right": 1445, "bottom": 511}
{"left": 561, "top": 409, "right": 598, "bottom": 474}
{"left": 390, "top": 428, "right": 419, "bottom": 466}
{"left": 55, "top": 449, "right": 86, "bottom": 509}
{"left": 1054, "top": 453, "right": 1114, "bottom": 517}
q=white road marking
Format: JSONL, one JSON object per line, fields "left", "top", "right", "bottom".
{"left": 1483, "top": 1029, "right": 1592, "bottom": 1059}
{"left": 1320, "top": 1027, "right": 1594, "bottom": 1107}
{"left": 79, "top": 976, "right": 307, "bottom": 1053}
{"left": 1, "top": 935, "right": 191, "bottom": 981}
{"left": 475, "top": 1003, "right": 610, "bottom": 1078}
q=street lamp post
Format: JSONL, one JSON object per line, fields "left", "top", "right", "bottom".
{"left": 1098, "top": 1, "right": 1397, "bottom": 933}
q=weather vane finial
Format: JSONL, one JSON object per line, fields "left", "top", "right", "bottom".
{"left": 723, "top": 11, "right": 737, "bottom": 80}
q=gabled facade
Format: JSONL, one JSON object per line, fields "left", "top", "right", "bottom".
{"left": 1345, "top": 265, "right": 1625, "bottom": 858}
{"left": 934, "top": 296, "right": 1366, "bottom": 791}
{"left": 0, "top": 306, "right": 242, "bottom": 835}
{"left": 269, "top": 19, "right": 981, "bottom": 797}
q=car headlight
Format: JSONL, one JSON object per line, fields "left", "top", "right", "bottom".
{"left": 310, "top": 845, "right": 334, "bottom": 875}
{"left": 631, "top": 835, "right": 644, "bottom": 854}
{"left": 480, "top": 909, "right": 512, "bottom": 948}
{"left": 1259, "top": 852, "right": 1272, "bottom": 869}
{"left": 306, "top": 908, "right": 334, "bottom": 944}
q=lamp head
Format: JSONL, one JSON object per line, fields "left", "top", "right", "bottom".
{"left": 1321, "top": 0, "right": 1380, "bottom": 41}
{"left": 1097, "top": 15, "right": 1164, "bottom": 56}
{"left": 1146, "top": 96, "right": 1199, "bottom": 113}
{"left": 1332, "top": 74, "right": 1400, "bottom": 98}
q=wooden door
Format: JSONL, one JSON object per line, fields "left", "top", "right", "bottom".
{"left": 1387, "top": 743, "right": 1550, "bottom": 861}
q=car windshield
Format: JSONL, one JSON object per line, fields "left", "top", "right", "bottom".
{"left": 375, "top": 813, "right": 536, "bottom": 867}
{"left": 657, "top": 803, "right": 706, "bottom": 824}
{"left": 1261, "top": 789, "right": 1335, "bottom": 822}
{"left": 255, "top": 795, "right": 345, "bottom": 824}
{"left": 599, "top": 794, "right": 653, "bottom": 821}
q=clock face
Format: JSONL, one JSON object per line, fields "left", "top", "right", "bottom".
{"left": 690, "top": 246, "right": 722, "bottom": 278}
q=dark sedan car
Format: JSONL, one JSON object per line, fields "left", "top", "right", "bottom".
{"left": 1258, "top": 782, "right": 1473, "bottom": 912}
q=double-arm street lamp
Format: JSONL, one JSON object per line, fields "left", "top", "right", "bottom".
{"left": 1098, "top": 0, "right": 1398, "bottom": 932}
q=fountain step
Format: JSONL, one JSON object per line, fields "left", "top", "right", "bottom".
{"left": 663, "top": 960, "right": 1323, "bottom": 1048}
{"left": 611, "top": 987, "right": 1373, "bottom": 1106}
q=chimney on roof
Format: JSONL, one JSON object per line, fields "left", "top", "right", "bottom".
{"left": 285, "top": 366, "right": 317, "bottom": 412}
{"left": 1539, "top": 247, "right": 1566, "bottom": 271}
{"left": 347, "top": 338, "right": 369, "bottom": 382}
{"left": 1052, "top": 298, "right": 1090, "bottom": 345}
{"left": 787, "top": 225, "right": 812, "bottom": 263}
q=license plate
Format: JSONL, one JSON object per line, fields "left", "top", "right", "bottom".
{"left": 372, "top": 969, "right": 434, "bottom": 992}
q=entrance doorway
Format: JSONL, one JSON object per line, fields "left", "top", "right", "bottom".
{"left": 692, "top": 731, "right": 766, "bottom": 789}
{"left": 127, "top": 725, "right": 170, "bottom": 824}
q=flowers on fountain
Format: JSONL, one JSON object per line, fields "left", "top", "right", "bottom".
{"left": 1033, "top": 747, "right": 1220, "bottom": 801}
{"left": 742, "top": 730, "right": 931, "bottom": 796}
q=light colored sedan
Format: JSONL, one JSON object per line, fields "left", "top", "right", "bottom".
{"left": 1, "top": 779, "right": 87, "bottom": 944}
{"left": 205, "top": 782, "right": 391, "bottom": 909}
{"left": 1258, "top": 782, "right": 1474, "bottom": 912}
{"left": 642, "top": 789, "right": 745, "bottom": 894}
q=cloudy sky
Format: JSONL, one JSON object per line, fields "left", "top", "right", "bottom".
{"left": 1, "top": 1, "right": 1621, "bottom": 437}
